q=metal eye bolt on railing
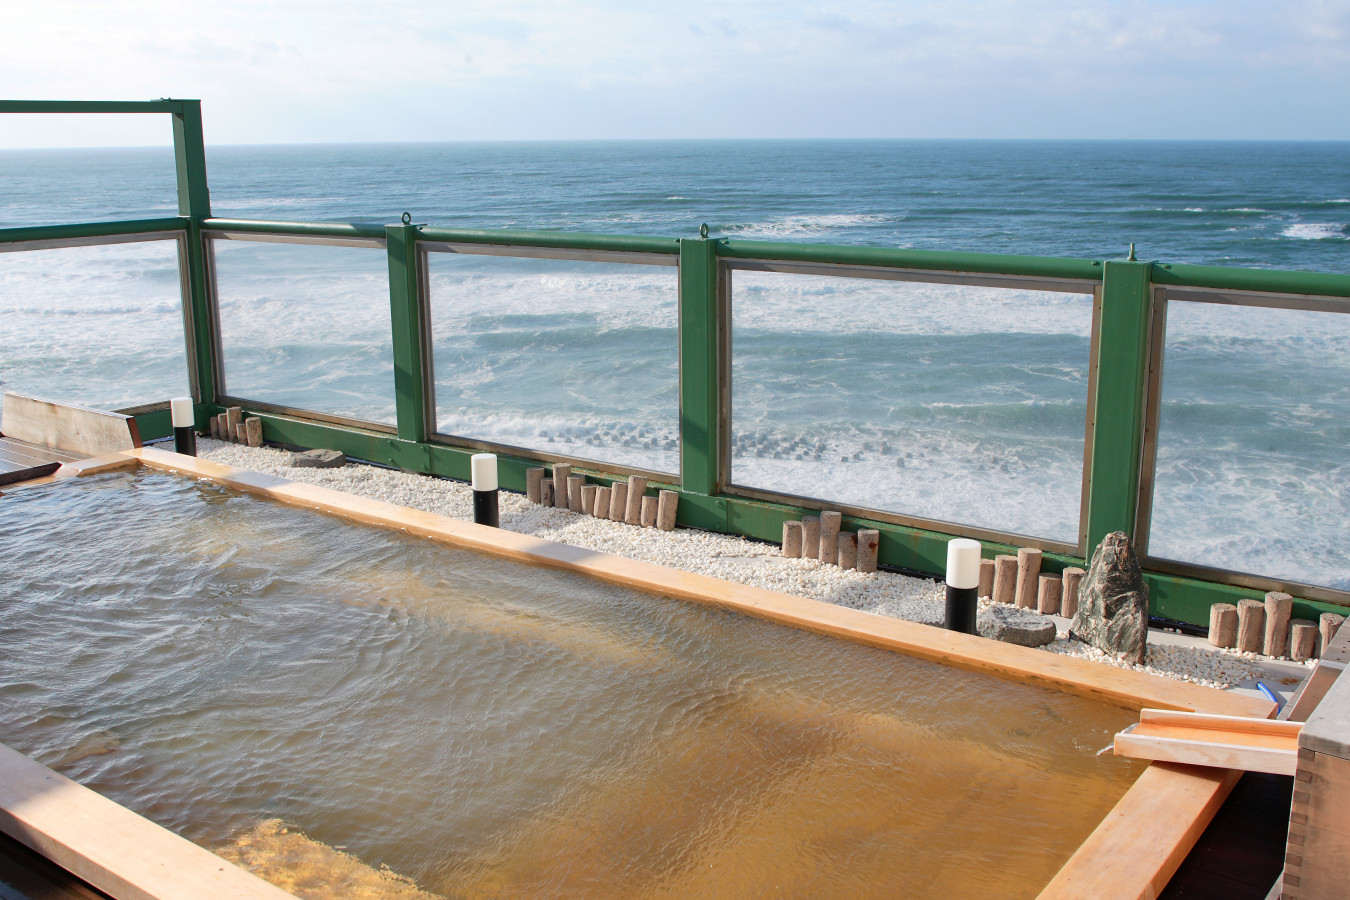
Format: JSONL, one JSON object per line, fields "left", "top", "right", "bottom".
{"left": 3, "top": 99, "right": 1350, "bottom": 629}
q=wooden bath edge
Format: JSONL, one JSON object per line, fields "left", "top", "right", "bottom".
{"left": 0, "top": 447, "right": 1277, "bottom": 900}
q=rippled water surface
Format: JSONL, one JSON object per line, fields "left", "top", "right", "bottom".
{"left": 0, "top": 471, "right": 1144, "bottom": 898}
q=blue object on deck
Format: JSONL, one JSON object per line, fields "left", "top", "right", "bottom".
{"left": 1256, "top": 681, "right": 1282, "bottom": 713}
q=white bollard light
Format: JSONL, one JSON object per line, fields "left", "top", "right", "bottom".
{"left": 471, "top": 453, "right": 499, "bottom": 527}
{"left": 170, "top": 397, "right": 196, "bottom": 457}
{"left": 945, "top": 538, "right": 982, "bottom": 634}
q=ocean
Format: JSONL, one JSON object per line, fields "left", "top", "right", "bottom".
{"left": 1, "top": 140, "right": 1347, "bottom": 588}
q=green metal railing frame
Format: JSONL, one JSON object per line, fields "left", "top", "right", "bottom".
{"left": 5, "top": 100, "right": 1350, "bottom": 627}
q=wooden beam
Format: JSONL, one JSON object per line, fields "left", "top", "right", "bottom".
{"left": 0, "top": 742, "right": 294, "bottom": 900}
{"left": 1, "top": 393, "right": 140, "bottom": 457}
{"left": 1114, "top": 709, "right": 1301, "bottom": 775}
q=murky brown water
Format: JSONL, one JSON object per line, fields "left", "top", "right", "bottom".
{"left": 0, "top": 472, "right": 1144, "bottom": 898}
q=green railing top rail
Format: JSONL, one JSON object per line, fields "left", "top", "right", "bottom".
{"left": 0, "top": 99, "right": 191, "bottom": 115}
{"left": 204, "top": 218, "right": 388, "bottom": 242}
{"left": 415, "top": 224, "right": 680, "bottom": 255}
{"left": 7, "top": 213, "right": 1350, "bottom": 300}
{"left": 0, "top": 218, "right": 188, "bottom": 244}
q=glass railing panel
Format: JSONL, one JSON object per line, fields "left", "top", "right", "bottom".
{"left": 211, "top": 236, "right": 395, "bottom": 425}
{"left": 426, "top": 250, "right": 679, "bottom": 474}
{"left": 1148, "top": 299, "right": 1350, "bottom": 590}
{"left": 0, "top": 116, "right": 178, "bottom": 227}
{"left": 730, "top": 269, "right": 1094, "bottom": 543}
{"left": 0, "top": 238, "right": 188, "bottom": 425}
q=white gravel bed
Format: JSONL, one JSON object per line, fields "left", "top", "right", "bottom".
{"left": 192, "top": 439, "right": 1305, "bottom": 691}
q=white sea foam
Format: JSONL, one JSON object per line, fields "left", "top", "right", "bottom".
{"left": 1281, "top": 222, "right": 1346, "bottom": 240}
{"left": 723, "top": 214, "right": 892, "bottom": 239}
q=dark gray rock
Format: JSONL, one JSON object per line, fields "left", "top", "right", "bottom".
{"left": 1071, "top": 531, "right": 1149, "bottom": 666}
{"left": 290, "top": 448, "right": 346, "bottom": 468}
{"left": 978, "top": 605, "right": 1057, "bottom": 647}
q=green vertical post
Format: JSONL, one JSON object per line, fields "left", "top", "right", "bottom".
{"left": 171, "top": 101, "right": 211, "bottom": 218}
{"left": 386, "top": 224, "right": 429, "bottom": 443}
{"left": 1083, "top": 258, "right": 1154, "bottom": 556}
{"left": 678, "top": 236, "right": 721, "bottom": 496}
{"left": 170, "top": 101, "right": 216, "bottom": 413}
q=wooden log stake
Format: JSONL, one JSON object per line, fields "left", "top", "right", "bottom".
{"left": 992, "top": 555, "right": 1018, "bottom": 606}
{"left": 526, "top": 468, "right": 545, "bottom": 504}
{"left": 609, "top": 482, "right": 629, "bottom": 522}
{"left": 1236, "top": 599, "right": 1266, "bottom": 654}
{"left": 1291, "top": 620, "right": 1318, "bottom": 662}
{"left": 234, "top": 423, "right": 248, "bottom": 444}
{"left": 1015, "top": 548, "right": 1042, "bottom": 610}
{"left": 1037, "top": 575, "right": 1062, "bottom": 616}
{"left": 567, "top": 475, "right": 585, "bottom": 513}
{"left": 782, "top": 521, "right": 803, "bottom": 558}
{"left": 226, "top": 406, "right": 242, "bottom": 433}
{"left": 209, "top": 416, "right": 220, "bottom": 440}
{"left": 656, "top": 490, "right": 678, "bottom": 531}
{"left": 1061, "top": 567, "right": 1085, "bottom": 620}
{"left": 837, "top": 532, "right": 857, "bottom": 570}
{"left": 624, "top": 475, "right": 648, "bottom": 525}
{"left": 581, "top": 484, "right": 598, "bottom": 516}
{"left": 1264, "top": 591, "right": 1294, "bottom": 657}
{"left": 818, "top": 512, "right": 842, "bottom": 567}
{"left": 593, "top": 485, "right": 612, "bottom": 519}
{"left": 540, "top": 479, "right": 554, "bottom": 507}
{"left": 801, "top": 516, "right": 820, "bottom": 561}
{"left": 1319, "top": 613, "right": 1345, "bottom": 656}
{"left": 1208, "top": 603, "right": 1238, "bottom": 649}
{"left": 245, "top": 417, "right": 263, "bottom": 448}
{"left": 551, "top": 465, "right": 571, "bottom": 509}
{"left": 215, "top": 414, "right": 230, "bottom": 441}
{"left": 640, "top": 495, "right": 658, "bottom": 528}
{"left": 978, "top": 559, "right": 995, "bottom": 599}
{"left": 857, "top": 529, "right": 880, "bottom": 573}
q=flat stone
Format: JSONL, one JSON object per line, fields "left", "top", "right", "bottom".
{"left": 289, "top": 448, "right": 346, "bottom": 468}
{"left": 978, "top": 605, "right": 1057, "bottom": 647}
{"left": 1071, "top": 531, "right": 1149, "bottom": 666}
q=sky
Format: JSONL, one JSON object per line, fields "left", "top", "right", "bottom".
{"left": 2, "top": 0, "right": 1348, "bottom": 147}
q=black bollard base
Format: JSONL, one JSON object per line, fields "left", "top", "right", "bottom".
{"left": 473, "top": 488, "right": 499, "bottom": 527}
{"left": 173, "top": 426, "right": 197, "bottom": 458}
{"left": 944, "top": 584, "right": 978, "bottom": 635}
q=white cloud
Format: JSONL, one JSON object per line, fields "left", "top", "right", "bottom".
{"left": 1, "top": 0, "right": 1347, "bottom": 144}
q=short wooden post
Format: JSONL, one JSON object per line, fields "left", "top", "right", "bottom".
{"left": 818, "top": 512, "right": 841, "bottom": 567}
{"left": 1061, "top": 567, "right": 1085, "bottom": 619}
{"left": 857, "top": 529, "right": 879, "bottom": 573}
{"left": 1037, "top": 575, "right": 1062, "bottom": 616}
{"left": 581, "top": 484, "right": 597, "bottom": 516}
{"left": 978, "top": 558, "right": 995, "bottom": 599}
{"left": 992, "top": 555, "right": 1018, "bottom": 605}
{"left": 567, "top": 475, "right": 585, "bottom": 513}
{"left": 215, "top": 414, "right": 230, "bottom": 441}
{"left": 1208, "top": 603, "right": 1238, "bottom": 649}
{"left": 245, "top": 417, "right": 262, "bottom": 448}
{"left": 1319, "top": 613, "right": 1345, "bottom": 656}
{"left": 640, "top": 495, "right": 658, "bottom": 527}
{"left": 609, "top": 482, "right": 629, "bottom": 522}
{"left": 624, "top": 475, "right": 647, "bottom": 525}
{"left": 801, "top": 516, "right": 820, "bottom": 560}
{"left": 837, "top": 532, "right": 857, "bottom": 569}
{"left": 782, "top": 521, "right": 803, "bottom": 558}
{"left": 551, "top": 465, "right": 571, "bottom": 508}
{"left": 1236, "top": 599, "right": 1266, "bottom": 654}
{"left": 1015, "top": 548, "right": 1042, "bottom": 609}
{"left": 656, "top": 490, "right": 678, "bottom": 531}
{"left": 226, "top": 406, "right": 242, "bottom": 433}
{"left": 209, "top": 416, "right": 220, "bottom": 439}
{"left": 526, "top": 468, "right": 545, "bottom": 504}
{"left": 1264, "top": 591, "right": 1294, "bottom": 657}
{"left": 1291, "top": 620, "right": 1318, "bottom": 661}
{"left": 540, "top": 478, "right": 554, "bottom": 507}
{"left": 593, "top": 485, "right": 612, "bottom": 519}
{"left": 234, "top": 423, "right": 248, "bottom": 444}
